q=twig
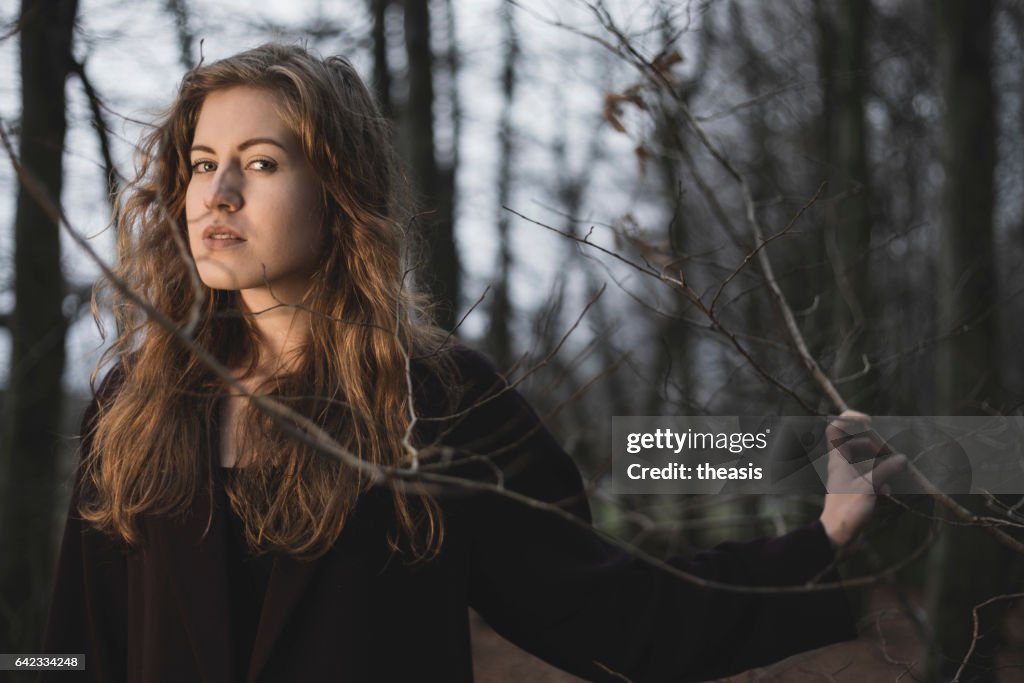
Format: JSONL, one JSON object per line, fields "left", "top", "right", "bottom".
{"left": 950, "top": 591, "right": 1024, "bottom": 683}
{"left": 709, "top": 181, "right": 826, "bottom": 314}
{"left": 505, "top": 205, "right": 819, "bottom": 413}
{"left": 69, "top": 59, "right": 121, "bottom": 209}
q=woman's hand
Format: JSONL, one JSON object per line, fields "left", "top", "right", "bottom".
{"left": 819, "top": 410, "right": 906, "bottom": 549}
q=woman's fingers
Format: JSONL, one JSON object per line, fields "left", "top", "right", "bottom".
{"left": 820, "top": 410, "right": 910, "bottom": 545}
{"left": 825, "top": 409, "right": 909, "bottom": 494}
{"left": 872, "top": 453, "right": 908, "bottom": 492}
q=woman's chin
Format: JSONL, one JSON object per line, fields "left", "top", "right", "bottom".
{"left": 195, "top": 267, "right": 248, "bottom": 292}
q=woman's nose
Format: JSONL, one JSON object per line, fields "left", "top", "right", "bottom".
{"left": 203, "top": 169, "right": 243, "bottom": 212}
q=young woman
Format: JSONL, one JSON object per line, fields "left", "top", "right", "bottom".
{"left": 43, "top": 43, "right": 888, "bottom": 682}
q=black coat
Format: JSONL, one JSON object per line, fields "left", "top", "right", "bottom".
{"left": 42, "top": 347, "right": 856, "bottom": 682}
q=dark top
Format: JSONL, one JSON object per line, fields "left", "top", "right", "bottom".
{"left": 216, "top": 466, "right": 273, "bottom": 683}
{"left": 41, "top": 345, "right": 857, "bottom": 682}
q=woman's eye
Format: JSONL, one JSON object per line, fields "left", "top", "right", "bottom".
{"left": 248, "top": 158, "right": 277, "bottom": 172}
{"left": 191, "top": 160, "right": 216, "bottom": 174}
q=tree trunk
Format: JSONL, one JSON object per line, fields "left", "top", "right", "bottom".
{"left": 370, "top": 0, "right": 393, "bottom": 118}
{"left": 926, "top": 3, "right": 1014, "bottom": 681}
{"left": 0, "top": 0, "right": 78, "bottom": 652}
{"left": 163, "top": 0, "right": 195, "bottom": 71}
{"left": 934, "top": 4, "right": 998, "bottom": 414}
{"left": 404, "top": 0, "right": 459, "bottom": 330}
{"left": 486, "top": 0, "right": 518, "bottom": 369}
{"left": 816, "top": 0, "right": 873, "bottom": 407}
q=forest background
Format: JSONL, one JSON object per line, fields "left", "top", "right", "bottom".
{"left": 1, "top": 0, "right": 1023, "bottom": 680}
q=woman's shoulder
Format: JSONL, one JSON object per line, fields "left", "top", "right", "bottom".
{"left": 410, "top": 341, "right": 589, "bottom": 514}
{"left": 409, "top": 340, "right": 506, "bottom": 414}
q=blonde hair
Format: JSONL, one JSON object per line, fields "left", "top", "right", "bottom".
{"left": 80, "top": 43, "right": 453, "bottom": 560}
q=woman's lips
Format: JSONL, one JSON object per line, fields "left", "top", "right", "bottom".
{"left": 201, "top": 225, "right": 247, "bottom": 252}
{"left": 203, "top": 236, "right": 247, "bottom": 250}
{"left": 201, "top": 223, "right": 246, "bottom": 247}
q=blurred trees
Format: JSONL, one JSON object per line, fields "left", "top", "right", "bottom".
{"left": 368, "top": 0, "right": 460, "bottom": 331}
{"left": 0, "top": 0, "right": 78, "bottom": 655}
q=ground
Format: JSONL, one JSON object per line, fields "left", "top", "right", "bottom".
{"left": 469, "top": 590, "right": 1024, "bottom": 682}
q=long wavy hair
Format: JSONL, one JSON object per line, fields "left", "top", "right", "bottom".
{"left": 79, "top": 43, "right": 454, "bottom": 561}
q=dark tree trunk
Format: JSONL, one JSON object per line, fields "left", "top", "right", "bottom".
{"left": 486, "top": 0, "right": 518, "bottom": 369}
{"left": 934, "top": 2, "right": 998, "bottom": 414}
{"left": 404, "top": 0, "right": 459, "bottom": 331}
{"left": 163, "top": 0, "right": 195, "bottom": 71}
{"left": 370, "top": 0, "right": 393, "bottom": 118}
{"left": 0, "top": 0, "right": 78, "bottom": 653}
{"left": 926, "top": 3, "right": 1014, "bottom": 682}
{"left": 816, "top": 0, "right": 873, "bottom": 407}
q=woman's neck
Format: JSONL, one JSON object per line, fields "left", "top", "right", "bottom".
{"left": 239, "top": 291, "right": 311, "bottom": 376}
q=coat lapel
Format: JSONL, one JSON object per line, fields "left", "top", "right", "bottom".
{"left": 157, "top": 398, "right": 323, "bottom": 683}
{"left": 156, "top": 482, "right": 233, "bottom": 683}
{"left": 156, "top": 473, "right": 321, "bottom": 683}
{"left": 246, "top": 555, "right": 319, "bottom": 682}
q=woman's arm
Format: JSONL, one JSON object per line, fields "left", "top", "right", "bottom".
{"left": 438, "top": 348, "right": 857, "bottom": 682}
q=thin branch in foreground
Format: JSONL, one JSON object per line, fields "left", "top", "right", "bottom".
{"left": 709, "top": 181, "right": 827, "bottom": 314}
{"left": 504, "top": 205, "right": 819, "bottom": 413}
{"left": 950, "top": 591, "right": 1024, "bottom": 683}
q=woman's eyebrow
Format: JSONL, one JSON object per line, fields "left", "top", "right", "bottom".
{"left": 190, "top": 137, "right": 288, "bottom": 154}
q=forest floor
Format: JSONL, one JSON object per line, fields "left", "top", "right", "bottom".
{"left": 469, "top": 588, "right": 1024, "bottom": 682}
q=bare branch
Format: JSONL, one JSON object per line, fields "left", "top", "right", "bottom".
{"left": 709, "top": 181, "right": 826, "bottom": 314}
{"left": 69, "top": 60, "right": 121, "bottom": 211}
{"left": 505, "top": 205, "right": 819, "bottom": 412}
{"left": 951, "top": 591, "right": 1024, "bottom": 683}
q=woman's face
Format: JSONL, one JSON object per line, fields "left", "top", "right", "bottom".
{"left": 185, "top": 86, "right": 325, "bottom": 307}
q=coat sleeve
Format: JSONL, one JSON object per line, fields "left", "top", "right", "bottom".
{"left": 40, "top": 366, "right": 129, "bottom": 682}
{"left": 440, "top": 348, "right": 857, "bottom": 683}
